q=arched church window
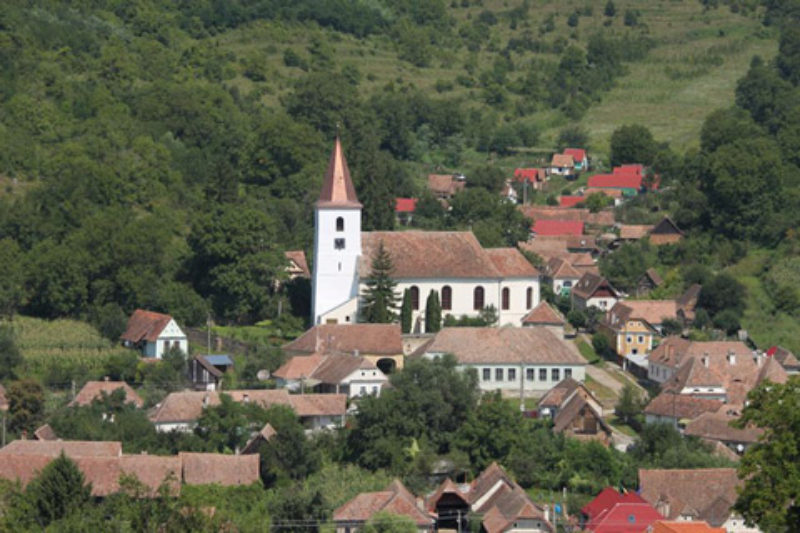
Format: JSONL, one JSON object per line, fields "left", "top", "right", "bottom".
{"left": 441, "top": 286, "right": 452, "bottom": 310}
{"left": 410, "top": 286, "right": 420, "bottom": 310}
{"left": 473, "top": 286, "right": 484, "bottom": 310}
{"left": 336, "top": 217, "right": 344, "bottom": 232}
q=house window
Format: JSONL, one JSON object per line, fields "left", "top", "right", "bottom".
{"left": 336, "top": 217, "right": 344, "bottom": 232}
{"left": 334, "top": 238, "right": 345, "bottom": 250}
{"left": 371, "top": 386, "right": 378, "bottom": 395}
{"left": 410, "top": 286, "right": 420, "bottom": 311}
{"left": 526, "top": 368, "right": 534, "bottom": 381}
{"left": 483, "top": 368, "right": 491, "bottom": 381}
{"left": 495, "top": 368, "right": 504, "bottom": 381}
{"left": 526, "top": 287, "right": 533, "bottom": 309}
{"left": 502, "top": 288, "right": 510, "bottom": 310}
{"left": 626, "top": 336, "right": 633, "bottom": 343}
{"left": 474, "top": 286, "right": 485, "bottom": 310}
{"left": 565, "top": 368, "right": 572, "bottom": 379}
{"left": 552, "top": 368, "right": 560, "bottom": 382}
{"left": 600, "top": 301, "right": 607, "bottom": 308}
{"left": 508, "top": 368, "right": 516, "bottom": 381}
{"left": 441, "top": 286, "right": 452, "bottom": 310}
{"left": 359, "top": 386, "right": 366, "bottom": 395}
{"left": 563, "top": 281, "right": 573, "bottom": 288}
{"left": 638, "top": 335, "right": 644, "bottom": 343}
{"left": 539, "top": 368, "right": 547, "bottom": 381}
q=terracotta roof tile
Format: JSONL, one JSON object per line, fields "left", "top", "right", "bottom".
{"left": 586, "top": 502, "right": 663, "bottom": 533}
{"left": 273, "top": 354, "right": 326, "bottom": 380}
{"left": 70, "top": 381, "right": 144, "bottom": 408}
{"left": 532, "top": 220, "right": 584, "bottom": 236}
{"left": 288, "top": 394, "right": 347, "bottom": 417}
{"left": 587, "top": 173, "right": 643, "bottom": 190}
{"left": 551, "top": 153, "right": 575, "bottom": 168}
{"left": 538, "top": 377, "right": 583, "bottom": 409}
{"left": 518, "top": 205, "right": 615, "bottom": 227}
{"left": 638, "top": 468, "right": 740, "bottom": 523}
{"left": 563, "top": 148, "right": 586, "bottom": 162}
{"left": 285, "top": 250, "right": 311, "bottom": 278}
{"left": 521, "top": 301, "right": 566, "bottom": 326}
{"left": 120, "top": 309, "right": 174, "bottom": 343}
{"left": 395, "top": 198, "right": 417, "bottom": 213}
{"left": 427, "top": 174, "right": 465, "bottom": 196}
{"left": 360, "top": 232, "right": 503, "bottom": 279}
{"left": 180, "top": 452, "right": 260, "bottom": 486}
{"left": 317, "top": 137, "right": 361, "bottom": 208}
{"left": 309, "top": 354, "right": 379, "bottom": 384}
{"left": 683, "top": 411, "right": 762, "bottom": 444}
{"left": 650, "top": 520, "right": 726, "bottom": 533}
{"left": 0, "top": 439, "right": 122, "bottom": 457}
{"left": 513, "top": 168, "right": 546, "bottom": 183}
{"left": 544, "top": 257, "right": 581, "bottom": 280}
{"left": 33, "top": 424, "right": 57, "bottom": 441}
{"left": 643, "top": 393, "right": 722, "bottom": 420}
{"left": 581, "top": 487, "right": 648, "bottom": 520}
{"left": 619, "top": 225, "right": 652, "bottom": 240}
{"left": 571, "top": 273, "right": 620, "bottom": 301}
{"left": 419, "top": 327, "right": 585, "bottom": 365}
{"left": 334, "top": 480, "right": 434, "bottom": 527}
{"left": 606, "top": 300, "right": 678, "bottom": 328}
{"left": 484, "top": 248, "right": 539, "bottom": 277}
{"left": 283, "top": 324, "right": 403, "bottom": 356}
{"left": 552, "top": 394, "right": 610, "bottom": 434}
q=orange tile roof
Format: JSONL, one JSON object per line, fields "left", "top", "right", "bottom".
{"left": 334, "top": 480, "right": 434, "bottom": 527}
{"left": 484, "top": 248, "right": 540, "bottom": 277}
{"left": 638, "top": 468, "right": 740, "bottom": 525}
{"left": 273, "top": 354, "right": 326, "bottom": 380}
{"left": 643, "top": 393, "right": 722, "bottom": 420}
{"left": 283, "top": 323, "right": 403, "bottom": 356}
{"left": 606, "top": 300, "right": 678, "bottom": 328}
{"left": 179, "top": 452, "right": 260, "bottom": 486}
{"left": 619, "top": 224, "right": 653, "bottom": 240}
{"left": 550, "top": 153, "right": 575, "bottom": 168}
{"left": 521, "top": 301, "right": 566, "bottom": 326}
{"left": 0, "top": 439, "right": 122, "bottom": 457}
{"left": 518, "top": 205, "right": 615, "bottom": 226}
{"left": 650, "top": 520, "right": 725, "bottom": 533}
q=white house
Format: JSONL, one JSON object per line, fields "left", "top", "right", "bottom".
{"left": 570, "top": 273, "right": 621, "bottom": 312}
{"left": 541, "top": 257, "right": 581, "bottom": 298}
{"left": 413, "top": 327, "right": 586, "bottom": 395}
{"left": 273, "top": 353, "right": 388, "bottom": 398}
{"left": 120, "top": 309, "right": 188, "bottom": 359}
{"left": 311, "top": 139, "right": 540, "bottom": 331}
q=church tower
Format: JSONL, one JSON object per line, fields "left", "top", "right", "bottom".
{"left": 311, "top": 138, "right": 362, "bottom": 325}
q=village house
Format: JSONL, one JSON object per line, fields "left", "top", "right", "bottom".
{"left": 538, "top": 378, "right": 610, "bottom": 445}
{"left": 648, "top": 217, "right": 684, "bottom": 245}
{"left": 284, "top": 250, "right": 311, "bottom": 279}
{"left": 334, "top": 480, "right": 436, "bottom": 533}
{"left": 581, "top": 488, "right": 659, "bottom": 532}
{"left": 149, "top": 389, "right": 346, "bottom": 433}
{"left": 0, "top": 439, "right": 259, "bottom": 496}
{"left": 676, "top": 284, "right": 702, "bottom": 324}
{"left": 521, "top": 301, "right": 566, "bottom": 338}
{"left": 583, "top": 494, "right": 663, "bottom": 533}
{"left": 563, "top": 148, "right": 588, "bottom": 171}
{"left": 283, "top": 323, "right": 404, "bottom": 374}
{"left": 273, "top": 352, "right": 388, "bottom": 398}
{"left": 413, "top": 327, "right": 586, "bottom": 396}
{"left": 395, "top": 197, "right": 417, "bottom": 225}
{"left": 636, "top": 268, "right": 664, "bottom": 297}
{"left": 241, "top": 423, "right": 276, "bottom": 454}
{"left": 643, "top": 392, "right": 722, "bottom": 429}
{"left": 311, "top": 139, "right": 541, "bottom": 330}
{"left": 558, "top": 195, "right": 584, "bottom": 208}
{"left": 120, "top": 309, "right": 188, "bottom": 359}
{"left": 639, "top": 468, "right": 760, "bottom": 533}
{"left": 765, "top": 345, "right": 800, "bottom": 374}
{"left": 513, "top": 168, "right": 547, "bottom": 193}
{"left": 648, "top": 338, "right": 787, "bottom": 405}
{"left": 33, "top": 424, "right": 57, "bottom": 440}
{"left": 518, "top": 205, "right": 616, "bottom": 229}
{"left": 570, "top": 273, "right": 621, "bottom": 312}
{"left": 531, "top": 220, "right": 584, "bottom": 238}
{"left": 427, "top": 173, "right": 466, "bottom": 200}
{"left": 683, "top": 407, "right": 763, "bottom": 455}
{"left": 541, "top": 257, "right": 582, "bottom": 297}
{"left": 426, "top": 463, "right": 553, "bottom": 533}
{"left": 189, "top": 354, "right": 234, "bottom": 391}
{"left": 598, "top": 300, "right": 680, "bottom": 372}
{"left": 70, "top": 379, "right": 144, "bottom": 408}
{"left": 549, "top": 153, "right": 575, "bottom": 177}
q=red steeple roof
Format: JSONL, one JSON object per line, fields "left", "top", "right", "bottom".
{"left": 317, "top": 137, "right": 361, "bottom": 208}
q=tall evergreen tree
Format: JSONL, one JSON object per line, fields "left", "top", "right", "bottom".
{"left": 360, "top": 241, "right": 398, "bottom": 323}
{"left": 425, "top": 290, "right": 442, "bottom": 333}
{"left": 400, "top": 289, "right": 412, "bottom": 334}
{"left": 26, "top": 452, "right": 91, "bottom": 527}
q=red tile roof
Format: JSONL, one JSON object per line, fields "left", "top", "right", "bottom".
{"left": 650, "top": 520, "right": 726, "bottom": 533}
{"left": 586, "top": 502, "right": 663, "bottom": 533}
{"left": 559, "top": 196, "right": 585, "bottom": 208}
{"left": 532, "top": 220, "right": 584, "bottom": 236}
{"left": 395, "top": 197, "right": 417, "bottom": 213}
{"left": 334, "top": 480, "right": 435, "bottom": 527}
{"left": 283, "top": 323, "right": 403, "bottom": 356}
{"left": 317, "top": 137, "right": 361, "bottom": 208}
{"left": 120, "top": 309, "right": 174, "bottom": 343}
{"left": 614, "top": 164, "right": 644, "bottom": 176}
{"left": 285, "top": 250, "right": 311, "bottom": 278}
{"left": 550, "top": 153, "right": 575, "bottom": 168}
{"left": 581, "top": 487, "right": 648, "bottom": 520}
{"left": 519, "top": 205, "right": 615, "bottom": 226}
{"left": 643, "top": 393, "right": 723, "bottom": 420}
{"left": 563, "top": 148, "right": 587, "bottom": 162}
{"left": 70, "top": 380, "right": 144, "bottom": 408}
{"left": 179, "top": 452, "right": 260, "bottom": 486}
{"left": 638, "top": 468, "right": 740, "bottom": 524}
{"left": 587, "top": 173, "right": 643, "bottom": 190}
{"left": 513, "top": 168, "right": 546, "bottom": 183}
{"left": 0, "top": 439, "right": 122, "bottom": 457}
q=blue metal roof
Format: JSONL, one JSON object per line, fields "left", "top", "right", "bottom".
{"left": 203, "top": 355, "right": 234, "bottom": 366}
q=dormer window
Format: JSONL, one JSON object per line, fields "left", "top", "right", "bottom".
{"left": 334, "top": 238, "right": 345, "bottom": 250}
{"left": 336, "top": 217, "right": 344, "bottom": 232}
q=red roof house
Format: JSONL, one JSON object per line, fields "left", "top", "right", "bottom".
{"left": 532, "top": 220, "right": 584, "bottom": 236}
{"left": 563, "top": 148, "right": 587, "bottom": 166}
{"left": 586, "top": 502, "right": 663, "bottom": 533}
{"left": 581, "top": 487, "right": 649, "bottom": 522}
{"left": 395, "top": 197, "right": 417, "bottom": 213}
{"left": 514, "top": 168, "right": 547, "bottom": 189}
{"left": 587, "top": 173, "right": 643, "bottom": 191}
{"left": 559, "top": 196, "right": 585, "bottom": 208}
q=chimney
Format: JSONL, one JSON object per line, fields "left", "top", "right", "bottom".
{"left": 702, "top": 352, "right": 709, "bottom": 368}
{"left": 753, "top": 350, "right": 762, "bottom": 367}
{"left": 353, "top": 349, "right": 359, "bottom": 358}
{"left": 202, "top": 393, "right": 210, "bottom": 407}
{"left": 727, "top": 350, "right": 736, "bottom": 366}
{"left": 243, "top": 393, "right": 250, "bottom": 404}
{"left": 20, "top": 430, "right": 27, "bottom": 440}
{"left": 543, "top": 505, "right": 550, "bottom": 523}
{"left": 104, "top": 376, "right": 110, "bottom": 382}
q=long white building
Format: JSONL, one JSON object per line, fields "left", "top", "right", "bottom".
{"left": 311, "top": 139, "right": 540, "bottom": 331}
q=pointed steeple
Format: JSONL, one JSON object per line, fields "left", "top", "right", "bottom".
{"left": 317, "top": 137, "right": 361, "bottom": 208}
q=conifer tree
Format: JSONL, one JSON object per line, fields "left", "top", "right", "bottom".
{"left": 400, "top": 289, "right": 412, "bottom": 333}
{"left": 27, "top": 452, "right": 91, "bottom": 527}
{"left": 425, "top": 290, "right": 442, "bottom": 333}
{"left": 360, "top": 240, "right": 398, "bottom": 323}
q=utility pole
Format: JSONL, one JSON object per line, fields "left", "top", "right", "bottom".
{"left": 519, "top": 361, "right": 525, "bottom": 412}
{"left": 206, "top": 313, "right": 211, "bottom": 355}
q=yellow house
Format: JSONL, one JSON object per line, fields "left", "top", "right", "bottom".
{"left": 599, "top": 300, "right": 679, "bottom": 365}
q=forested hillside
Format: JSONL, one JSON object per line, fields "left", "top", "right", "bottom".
{"left": 0, "top": 0, "right": 779, "bottom": 330}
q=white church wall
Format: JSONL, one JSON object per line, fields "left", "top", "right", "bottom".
{"left": 497, "top": 278, "right": 540, "bottom": 326}
{"left": 313, "top": 207, "right": 362, "bottom": 324}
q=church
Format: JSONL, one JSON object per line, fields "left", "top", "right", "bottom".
{"left": 311, "top": 139, "right": 541, "bottom": 332}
